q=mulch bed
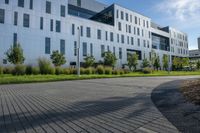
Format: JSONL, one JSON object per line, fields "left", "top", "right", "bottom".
{"left": 181, "top": 80, "right": 200, "bottom": 105}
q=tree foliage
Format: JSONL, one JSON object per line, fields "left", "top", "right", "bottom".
{"left": 84, "top": 56, "right": 95, "bottom": 68}
{"left": 50, "top": 50, "right": 66, "bottom": 67}
{"left": 150, "top": 50, "right": 156, "bottom": 68}
{"left": 5, "top": 43, "right": 25, "bottom": 65}
{"left": 103, "top": 51, "right": 117, "bottom": 67}
{"left": 141, "top": 58, "right": 150, "bottom": 68}
{"left": 127, "top": 53, "right": 138, "bottom": 71}
{"left": 154, "top": 56, "right": 161, "bottom": 70}
{"left": 172, "top": 57, "right": 189, "bottom": 70}
{"left": 197, "top": 60, "right": 200, "bottom": 70}
{"left": 162, "top": 54, "right": 169, "bottom": 71}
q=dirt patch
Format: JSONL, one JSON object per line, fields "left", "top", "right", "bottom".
{"left": 181, "top": 80, "right": 200, "bottom": 105}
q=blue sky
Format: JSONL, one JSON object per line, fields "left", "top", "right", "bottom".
{"left": 96, "top": 0, "right": 200, "bottom": 50}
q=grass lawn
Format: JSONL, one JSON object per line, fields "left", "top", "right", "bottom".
{"left": 0, "top": 71, "right": 200, "bottom": 85}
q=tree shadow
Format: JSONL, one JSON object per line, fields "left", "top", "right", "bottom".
{"left": 151, "top": 79, "right": 200, "bottom": 133}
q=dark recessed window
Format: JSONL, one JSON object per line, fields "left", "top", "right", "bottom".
{"left": 45, "top": 37, "right": 51, "bottom": 54}
{"left": 77, "top": 0, "right": 81, "bottom": 7}
{"left": 60, "top": 5, "right": 65, "bottom": 17}
{"left": 3, "top": 59, "right": 7, "bottom": 64}
{"left": 14, "top": 12, "right": 18, "bottom": 26}
{"left": 46, "top": 1, "right": 51, "bottom": 14}
{"left": 60, "top": 39, "right": 65, "bottom": 54}
{"left": 74, "top": 41, "right": 77, "bottom": 56}
{"left": 119, "top": 48, "right": 122, "bottom": 59}
{"left": 23, "top": 14, "right": 30, "bottom": 28}
{"left": 101, "top": 45, "right": 105, "bottom": 57}
{"left": 86, "top": 27, "right": 91, "bottom": 38}
{"left": 18, "top": 0, "right": 24, "bottom": 7}
{"left": 110, "top": 32, "right": 114, "bottom": 42}
{"left": 13, "top": 33, "right": 17, "bottom": 45}
{"left": 30, "top": 0, "right": 33, "bottom": 9}
{"left": 40, "top": 17, "right": 43, "bottom": 30}
{"left": 72, "top": 24, "right": 75, "bottom": 35}
{"left": 83, "top": 42, "right": 87, "bottom": 56}
{"left": 56, "top": 20, "right": 61, "bottom": 33}
{"left": 50, "top": 19, "right": 53, "bottom": 31}
{"left": 97, "top": 29, "right": 101, "bottom": 40}
{"left": 90, "top": 43, "right": 93, "bottom": 56}
{"left": 5, "top": 0, "right": 9, "bottom": 4}
{"left": 0, "top": 9, "right": 5, "bottom": 24}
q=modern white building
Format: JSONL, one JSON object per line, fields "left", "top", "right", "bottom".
{"left": 189, "top": 37, "right": 200, "bottom": 62}
{"left": 0, "top": 0, "right": 189, "bottom": 68}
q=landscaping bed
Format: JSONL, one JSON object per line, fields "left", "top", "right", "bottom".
{"left": 181, "top": 79, "right": 200, "bottom": 105}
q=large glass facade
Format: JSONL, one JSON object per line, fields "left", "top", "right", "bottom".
{"left": 90, "top": 5, "right": 114, "bottom": 26}
{"left": 152, "top": 33, "right": 170, "bottom": 51}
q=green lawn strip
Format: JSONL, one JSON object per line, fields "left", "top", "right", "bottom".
{"left": 0, "top": 71, "right": 200, "bottom": 85}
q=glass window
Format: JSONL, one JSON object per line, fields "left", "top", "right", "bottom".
{"left": 90, "top": 43, "right": 93, "bottom": 56}
{"left": 137, "top": 38, "right": 140, "bottom": 46}
{"left": 50, "top": 19, "right": 53, "bottom": 31}
{"left": 110, "top": 32, "right": 114, "bottom": 42}
{"left": 116, "top": 10, "right": 119, "bottom": 18}
{"left": 45, "top": 37, "right": 51, "bottom": 54}
{"left": 56, "top": 20, "right": 61, "bottom": 33}
{"left": 107, "top": 46, "right": 110, "bottom": 52}
{"left": 101, "top": 45, "right": 105, "bottom": 57}
{"left": 129, "top": 25, "right": 131, "bottom": 33}
{"left": 18, "top": 0, "right": 24, "bottom": 7}
{"left": 14, "top": 12, "right": 18, "bottom": 26}
{"left": 119, "top": 48, "right": 122, "bottom": 59}
{"left": 77, "top": 0, "right": 81, "bottom": 7}
{"left": 80, "top": 26, "right": 83, "bottom": 36}
{"left": 46, "top": 1, "right": 51, "bottom": 14}
{"left": 121, "top": 11, "right": 124, "bottom": 20}
{"left": 30, "top": 0, "right": 33, "bottom": 9}
{"left": 40, "top": 17, "right": 43, "bottom": 30}
{"left": 60, "top": 39, "right": 65, "bottom": 54}
{"left": 117, "top": 34, "right": 119, "bottom": 43}
{"left": 121, "top": 35, "right": 124, "bottom": 44}
{"left": 105, "top": 31, "right": 108, "bottom": 41}
{"left": 137, "top": 28, "right": 140, "bottom": 36}
{"left": 118, "top": 22, "right": 121, "bottom": 31}
{"left": 127, "top": 36, "right": 129, "bottom": 44}
{"left": 83, "top": 42, "right": 87, "bottom": 56}
{"left": 131, "top": 37, "right": 134, "bottom": 45}
{"left": 72, "top": 24, "right": 75, "bottom": 35}
{"left": 60, "top": 5, "right": 65, "bottom": 17}
{"left": 143, "top": 40, "right": 146, "bottom": 47}
{"left": 74, "top": 41, "right": 77, "bottom": 56}
{"left": 135, "top": 16, "right": 137, "bottom": 24}
{"left": 113, "top": 47, "right": 116, "bottom": 55}
{"left": 13, "top": 33, "right": 17, "bottom": 45}
{"left": 0, "top": 9, "right": 5, "bottom": 24}
{"left": 126, "top": 13, "right": 128, "bottom": 21}
{"left": 5, "top": 0, "right": 9, "bottom": 4}
{"left": 23, "top": 14, "right": 30, "bottom": 28}
{"left": 86, "top": 27, "right": 91, "bottom": 38}
{"left": 97, "top": 29, "right": 101, "bottom": 40}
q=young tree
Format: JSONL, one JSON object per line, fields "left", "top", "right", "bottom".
{"left": 103, "top": 51, "right": 117, "bottom": 67}
{"left": 182, "top": 57, "right": 189, "bottom": 67}
{"left": 197, "top": 60, "right": 200, "bottom": 70}
{"left": 162, "top": 54, "right": 169, "bottom": 71}
{"left": 150, "top": 50, "right": 156, "bottom": 69}
{"left": 84, "top": 56, "right": 95, "bottom": 67}
{"left": 5, "top": 43, "right": 25, "bottom": 65}
{"left": 50, "top": 50, "right": 66, "bottom": 67}
{"left": 141, "top": 58, "right": 150, "bottom": 68}
{"left": 127, "top": 53, "right": 138, "bottom": 71}
{"left": 154, "top": 56, "right": 161, "bottom": 70}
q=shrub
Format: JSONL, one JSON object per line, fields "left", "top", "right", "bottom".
{"left": 26, "top": 65, "right": 33, "bottom": 75}
{"left": 70, "top": 68, "right": 77, "bottom": 74}
{"left": 112, "top": 69, "right": 121, "bottom": 75}
{"left": 80, "top": 67, "right": 86, "bottom": 74}
{"left": 63, "top": 68, "right": 71, "bottom": 75}
{"left": 38, "top": 58, "right": 54, "bottom": 75}
{"left": 104, "top": 67, "right": 112, "bottom": 75}
{"left": 119, "top": 69, "right": 125, "bottom": 75}
{"left": 0, "top": 66, "right": 3, "bottom": 75}
{"left": 3, "top": 66, "right": 14, "bottom": 74}
{"left": 12, "top": 65, "right": 26, "bottom": 75}
{"left": 85, "top": 67, "right": 93, "bottom": 75}
{"left": 32, "top": 67, "right": 40, "bottom": 75}
{"left": 55, "top": 67, "right": 64, "bottom": 75}
{"left": 142, "top": 67, "right": 153, "bottom": 74}
{"left": 124, "top": 69, "right": 130, "bottom": 74}
{"left": 96, "top": 65, "right": 105, "bottom": 75}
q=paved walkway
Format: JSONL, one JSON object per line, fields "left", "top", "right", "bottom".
{"left": 0, "top": 76, "right": 199, "bottom": 133}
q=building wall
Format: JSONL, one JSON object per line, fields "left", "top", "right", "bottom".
{"left": 0, "top": 0, "right": 189, "bottom": 68}
{"left": 198, "top": 37, "right": 200, "bottom": 50}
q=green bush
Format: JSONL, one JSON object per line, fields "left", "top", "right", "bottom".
{"left": 112, "top": 69, "right": 121, "bottom": 75}
{"left": 80, "top": 67, "right": 86, "bottom": 74}
{"left": 70, "top": 68, "right": 77, "bottom": 74}
{"left": 142, "top": 67, "right": 153, "bottom": 74}
{"left": 105, "top": 67, "right": 112, "bottom": 75}
{"left": 26, "top": 65, "right": 33, "bottom": 75}
{"left": 63, "top": 68, "right": 71, "bottom": 75}
{"left": 124, "top": 69, "right": 130, "bottom": 74}
{"left": 55, "top": 67, "right": 64, "bottom": 75}
{"left": 32, "top": 67, "right": 40, "bottom": 75}
{"left": 119, "top": 69, "right": 125, "bottom": 75}
{"left": 84, "top": 67, "right": 94, "bottom": 75}
{"left": 12, "top": 65, "right": 26, "bottom": 75}
{"left": 3, "top": 66, "right": 14, "bottom": 74}
{"left": 0, "top": 66, "right": 3, "bottom": 75}
{"left": 96, "top": 65, "right": 105, "bottom": 75}
{"left": 38, "top": 58, "right": 54, "bottom": 75}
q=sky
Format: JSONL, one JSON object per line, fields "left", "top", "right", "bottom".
{"left": 96, "top": 0, "right": 200, "bottom": 50}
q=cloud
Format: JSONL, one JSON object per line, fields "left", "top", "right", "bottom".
{"left": 156, "top": 0, "right": 200, "bottom": 29}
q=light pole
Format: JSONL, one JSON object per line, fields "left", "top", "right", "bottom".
{"left": 77, "top": 27, "right": 81, "bottom": 76}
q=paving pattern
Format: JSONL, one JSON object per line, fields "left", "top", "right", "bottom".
{"left": 0, "top": 76, "right": 199, "bottom": 133}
